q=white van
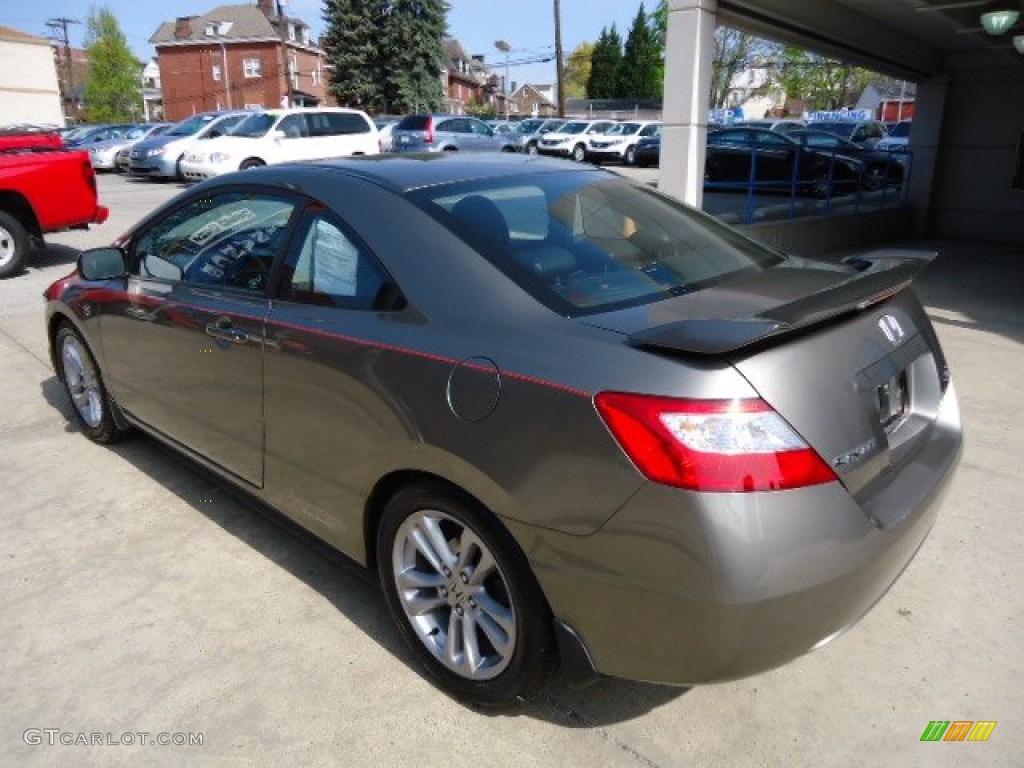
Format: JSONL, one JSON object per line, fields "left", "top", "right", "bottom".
{"left": 181, "top": 107, "right": 378, "bottom": 180}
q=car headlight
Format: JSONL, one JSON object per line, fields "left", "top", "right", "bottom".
{"left": 210, "top": 152, "right": 232, "bottom": 164}
{"left": 147, "top": 147, "right": 166, "bottom": 157}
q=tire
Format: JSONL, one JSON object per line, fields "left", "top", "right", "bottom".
{"left": 239, "top": 158, "right": 265, "bottom": 170}
{"left": 624, "top": 145, "right": 637, "bottom": 166}
{"left": 0, "top": 210, "right": 30, "bottom": 278}
{"left": 571, "top": 143, "right": 586, "bottom": 163}
{"left": 174, "top": 155, "right": 185, "bottom": 181}
{"left": 56, "top": 324, "right": 129, "bottom": 444}
{"left": 864, "top": 165, "right": 886, "bottom": 191}
{"left": 377, "top": 483, "right": 557, "bottom": 707}
{"left": 525, "top": 142, "right": 538, "bottom": 156}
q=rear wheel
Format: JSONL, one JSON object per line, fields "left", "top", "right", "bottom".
{"left": 56, "top": 324, "right": 129, "bottom": 444}
{"left": 809, "top": 167, "right": 833, "bottom": 198}
{"left": 377, "top": 483, "right": 557, "bottom": 707}
{"left": 0, "top": 211, "right": 30, "bottom": 278}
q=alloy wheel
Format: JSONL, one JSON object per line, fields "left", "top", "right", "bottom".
{"left": 61, "top": 333, "right": 104, "bottom": 428}
{"left": 391, "top": 508, "right": 516, "bottom": 680}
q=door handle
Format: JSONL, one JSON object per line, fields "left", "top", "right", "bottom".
{"left": 205, "top": 321, "right": 249, "bottom": 344}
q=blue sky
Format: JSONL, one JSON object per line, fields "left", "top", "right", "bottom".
{"left": 4, "top": 0, "right": 648, "bottom": 87}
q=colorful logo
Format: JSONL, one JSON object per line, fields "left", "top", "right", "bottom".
{"left": 920, "top": 721, "right": 997, "bottom": 742}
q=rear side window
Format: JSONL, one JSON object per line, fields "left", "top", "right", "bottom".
{"left": 309, "top": 112, "right": 372, "bottom": 136}
{"left": 410, "top": 173, "right": 784, "bottom": 316}
{"left": 396, "top": 115, "right": 431, "bottom": 130}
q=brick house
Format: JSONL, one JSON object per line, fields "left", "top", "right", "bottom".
{"left": 150, "top": 0, "right": 330, "bottom": 121}
{"left": 508, "top": 83, "right": 556, "bottom": 118}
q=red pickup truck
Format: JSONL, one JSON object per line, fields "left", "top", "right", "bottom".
{"left": 0, "top": 131, "right": 109, "bottom": 278}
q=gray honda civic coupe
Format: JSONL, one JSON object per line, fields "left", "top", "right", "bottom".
{"left": 45, "top": 154, "right": 961, "bottom": 706}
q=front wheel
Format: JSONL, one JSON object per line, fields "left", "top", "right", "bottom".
{"left": 56, "top": 324, "right": 129, "bottom": 444}
{"left": 377, "top": 484, "right": 557, "bottom": 706}
{"left": 525, "top": 142, "right": 539, "bottom": 155}
{"left": 624, "top": 145, "right": 637, "bottom": 166}
{"left": 571, "top": 143, "right": 587, "bottom": 163}
{"left": 0, "top": 210, "right": 30, "bottom": 278}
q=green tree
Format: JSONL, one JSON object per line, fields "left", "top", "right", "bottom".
{"left": 322, "top": 0, "right": 388, "bottom": 110}
{"left": 82, "top": 7, "right": 142, "bottom": 122}
{"left": 563, "top": 42, "right": 594, "bottom": 100}
{"left": 323, "top": 0, "right": 447, "bottom": 114}
{"left": 381, "top": 0, "right": 447, "bottom": 113}
{"left": 587, "top": 24, "right": 622, "bottom": 98}
{"left": 618, "top": 3, "right": 661, "bottom": 99}
{"left": 708, "top": 27, "right": 765, "bottom": 109}
{"left": 776, "top": 45, "right": 873, "bottom": 110}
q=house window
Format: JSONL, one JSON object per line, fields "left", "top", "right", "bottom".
{"left": 243, "top": 57, "right": 261, "bottom": 78}
{"left": 302, "top": 28, "right": 311, "bottom": 46}
{"left": 289, "top": 54, "right": 298, "bottom": 88}
{"left": 212, "top": 64, "right": 221, "bottom": 82}
{"left": 288, "top": 23, "right": 296, "bottom": 41}
{"left": 312, "top": 66, "right": 321, "bottom": 87}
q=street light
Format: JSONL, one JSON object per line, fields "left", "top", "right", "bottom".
{"left": 494, "top": 39, "right": 511, "bottom": 120}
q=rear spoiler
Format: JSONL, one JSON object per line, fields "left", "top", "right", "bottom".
{"left": 627, "top": 250, "right": 936, "bottom": 356}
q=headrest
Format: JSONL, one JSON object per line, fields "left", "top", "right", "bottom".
{"left": 515, "top": 245, "right": 576, "bottom": 278}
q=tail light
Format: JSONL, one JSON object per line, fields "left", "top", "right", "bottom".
{"left": 594, "top": 392, "right": 837, "bottom": 492}
{"left": 424, "top": 116, "right": 435, "bottom": 144}
{"left": 83, "top": 158, "right": 97, "bottom": 194}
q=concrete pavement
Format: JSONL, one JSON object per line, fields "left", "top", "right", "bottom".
{"left": 0, "top": 175, "right": 1020, "bottom": 766}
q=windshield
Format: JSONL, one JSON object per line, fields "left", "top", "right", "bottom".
{"left": 409, "top": 172, "right": 783, "bottom": 316}
{"left": 167, "top": 114, "right": 217, "bottom": 137}
{"left": 516, "top": 120, "right": 544, "bottom": 134}
{"left": 230, "top": 112, "right": 277, "bottom": 138}
{"left": 606, "top": 123, "right": 641, "bottom": 136}
{"left": 561, "top": 122, "right": 588, "bottom": 135}
{"left": 888, "top": 121, "right": 912, "bottom": 138}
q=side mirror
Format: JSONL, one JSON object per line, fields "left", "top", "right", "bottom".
{"left": 269, "top": 129, "right": 286, "bottom": 140}
{"left": 78, "top": 247, "right": 127, "bottom": 280}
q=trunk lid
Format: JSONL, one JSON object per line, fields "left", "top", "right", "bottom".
{"left": 583, "top": 250, "right": 951, "bottom": 505}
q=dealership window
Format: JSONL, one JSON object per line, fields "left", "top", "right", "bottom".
{"left": 211, "top": 64, "right": 221, "bottom": 81}
{"left": 243, "top": 57, "right": 261, "bottom": 78}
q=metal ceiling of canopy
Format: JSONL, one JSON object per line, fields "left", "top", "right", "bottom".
{"left": 717, "top": 0, "right": 1024, "bottom": 80}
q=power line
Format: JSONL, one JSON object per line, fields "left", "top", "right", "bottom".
{"left": 46, "top": 16, "right": 80, "bottom": 115}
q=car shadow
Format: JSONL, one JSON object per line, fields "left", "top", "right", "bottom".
{"left": 38, "top": 374, "right": 686, "bottom": 723}
{"left": 31, "top": 243, "right": 80, "bottom": 271}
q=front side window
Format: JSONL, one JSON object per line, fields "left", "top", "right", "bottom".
{"left": 278, "top": 114, "right": 307, "bottom": 138}
{"left": 133, "top": 191, "right": 297, "bottom": 293}
{"left": 280, "top": 211, "right": 389, "bottom": 310}
{"left": 244, "top": 57, "right": 262, "bottom": 78}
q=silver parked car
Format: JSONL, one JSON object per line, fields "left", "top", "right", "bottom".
{"left": 47, "top": 154, "right": 961, "bottom": 707}
{"left": 507, "top": 117, "right": 566, "bottom": 154}
{"left": 90, "top": 123, "right": 172, "bottom": 171}
{"left": 390, "top": 114, "right": 516, "bottom": 153}
{"left": 128, "top": 111, "right": 249, "bottom": 180}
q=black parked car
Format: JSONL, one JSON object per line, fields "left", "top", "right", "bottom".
{"left": 705, "top": 127, "right": 863, "bottom": 197}
{"left": 788, "top": 129, "right": 905, "bottom": 189}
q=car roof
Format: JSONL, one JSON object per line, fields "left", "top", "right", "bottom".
{"left": 271, "top": 153, "right": 606, "bottom": 194}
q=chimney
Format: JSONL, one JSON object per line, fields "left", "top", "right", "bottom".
{"left": 258, "top": 0, "right": 278, "bottom": 20}
{"left": 173, "top": 16, "right": 195, "bottom": 40}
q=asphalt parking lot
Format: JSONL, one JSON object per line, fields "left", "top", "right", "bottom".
{"left": 1, "top": 172, "right": 1021, "bottom": 767}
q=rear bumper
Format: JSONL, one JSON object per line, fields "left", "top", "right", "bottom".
{"left": 514, "top": 381, "right": 961, "bottom": 685}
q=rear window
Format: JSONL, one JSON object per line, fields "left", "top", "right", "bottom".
{"left": 408, "top": 172, "right": 783, "bottom": 316}
{"left": 396, "top": 115, "right": 431, "bottom": 130}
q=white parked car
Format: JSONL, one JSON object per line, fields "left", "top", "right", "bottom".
{"left": 586, "top": 120, "right": 661, "bottom": 165}
{"left": 180, "top": 108, "right": 379, "bottom": 181}
{"left": 535, "top": 120, "right": 617, "bottom": 162}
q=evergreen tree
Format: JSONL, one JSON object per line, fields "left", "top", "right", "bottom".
{"left": 82, "top": 7, "right": 142, "bottom": 122}
{"left": 323, "top": 0, "right": 447, "bottom": 114}
{"left": 587, "top": 25, "right": 623, "bottom": 98}
{"left": 381, "top": 0, "right": 447, "bottom": 114}
{"left": 619, "top": 4, "right": 661, "bottom": 99}
{"left": 322, "top": 0, "right": 388, "bottom": 110}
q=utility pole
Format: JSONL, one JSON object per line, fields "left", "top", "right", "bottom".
{"left": 275, "top": 0, "right": 293, "bottom": 107}
{"left": 46, "top": 16, "right": 79, "bottom": 121}
{"left": 495, "top": 40, "right": 511, "bottom": 120}
{"left": 553, "top": 0, "right": 565, "bottom": 117}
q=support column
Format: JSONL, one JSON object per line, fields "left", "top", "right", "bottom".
{"left": 659, "top": 0, "right": 717, "bottom": 206}
{"left": 906, "top": 73, "right": 948, "bottom": 237}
